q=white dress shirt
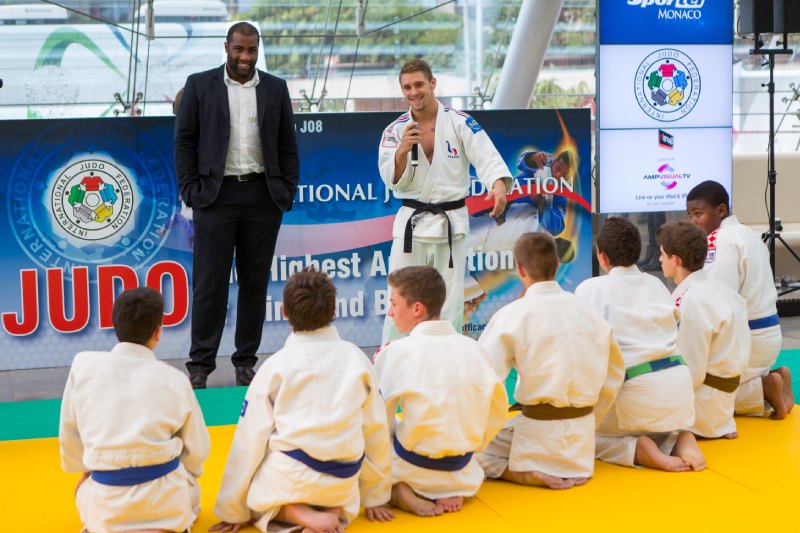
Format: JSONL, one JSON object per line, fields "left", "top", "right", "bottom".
{"left": 223, "top": 67, "right": 265, "bottom": 176}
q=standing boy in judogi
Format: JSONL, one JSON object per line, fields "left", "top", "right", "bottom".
{"left": 374, "top": 266, "right": 507, "bottom": 516}
{"left": 212, "top": 269, "right": 393, "bottom": 533}
{"left": 657, "top": 221, "right": 750, "bottom": 439}
{"left": 477, "top": 232, "right": 625, "bottom": 489}
{"left": 59, "top": 287, "right": 210, "bottom": 533}
{"left": 575, "top": 217, "right": 705, "bottom": 472}
{"left": 686, "top": 180, "right": 793, "bottom": 418}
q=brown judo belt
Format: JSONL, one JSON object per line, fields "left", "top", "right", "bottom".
{"left": 703, "top": 373, "right": 741, "bottom": 393}
{"left": 521, "top": 403, "right": 594, "bottom": 421}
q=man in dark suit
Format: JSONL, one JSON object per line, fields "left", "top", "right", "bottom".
{"left": 174, "top": 21, "right": 299, "bottom": 389}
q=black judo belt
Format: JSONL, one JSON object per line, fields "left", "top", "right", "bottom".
{"left": 401, "top": 198, "right": 466, "bottom": 268}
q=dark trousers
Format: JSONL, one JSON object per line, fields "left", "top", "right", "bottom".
{"left": 186, "top": 179, "right": 282, "bottom": 375}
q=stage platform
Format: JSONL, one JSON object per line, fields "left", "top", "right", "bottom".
{"left": 3, "top": 350, "right": 799, "bottom": 532}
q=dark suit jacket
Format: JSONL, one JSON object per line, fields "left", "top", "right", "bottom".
{"left": 173, "top": 65, "right": 299, "bottom": 211}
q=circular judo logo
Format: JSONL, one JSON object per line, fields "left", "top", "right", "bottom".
{"left": 635, "top": 49, "right": 700, "bottom": 122}
{"left": 6, "top": 120, "right": 179, "bottom": 273}
{"left": 50, "top": 159, "right": 133, "bottom": 241}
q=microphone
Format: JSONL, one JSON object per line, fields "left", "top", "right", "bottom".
{"left": 410, "top": 124, "right": 419, "bottom": 167}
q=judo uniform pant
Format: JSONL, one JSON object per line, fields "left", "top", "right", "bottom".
{"left": 76, "top": 464, "right": 199, "bottom": 533}
{"left": 249, "top": 451, "right": 361, "bottom": 533}
{"left": 594, "top": 366, "right": 693, "bottom": 468}
{"left": 391, "top": 445, "right": 486, "bottom": 499}
{"left": 477, "top": 413, "right": 597, "bottom": 479}
{"left": 735, "top": 326, "right": 782, "bottom": 416}
{"left": 691, "top": 383, "right": 737, "bottom": 438}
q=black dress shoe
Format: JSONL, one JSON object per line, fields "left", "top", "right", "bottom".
{"left": 235, "top": 366, "right": 256, "bottom": 387}
{"left": 189, "top": 372, "right": 208, "bottom": 389}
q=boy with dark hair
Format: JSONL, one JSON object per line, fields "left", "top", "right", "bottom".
{"left": 478, "top": 233, "right": 624, "bottom": 489}
{"left": 686, "top": 180, "right": 792, "bottom": 418}
{"left": 575, "top": 217, "right": 704, "bottom": 472}
{"left": 374, "top": 266, "right": 507, "bottom": 516}
{"left": 212, "top": 268, "right": 392, "bottom": 533}
{"left": 657, "top": 221, "right": 750, "bottom": 438}
{"left": 59, "top": 287, "right": 210, "bottom": 533}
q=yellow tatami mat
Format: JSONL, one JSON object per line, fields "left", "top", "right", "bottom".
{"left": 3, "top": 411, "right": 799, "bottom": 532}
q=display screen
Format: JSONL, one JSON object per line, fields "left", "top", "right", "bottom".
{"left": 599, "top": 127, "right": 731, "bottom": 213}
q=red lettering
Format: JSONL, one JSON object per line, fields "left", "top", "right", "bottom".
{"left": 2, "top": 269, "right": 39, "bottom": 336}
{"left": 146, "top": 261, "right": 189, "bottom": 327}
{"left": 48, "top": 267, "right": 90, "bottom": 333}
{"left": 97, "top": 265, "right": 138, "bottom": 329}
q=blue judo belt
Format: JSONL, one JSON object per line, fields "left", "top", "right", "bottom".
{"left": 393, "top": 438, "right": 473, "bottom": 472}
{"left": 91, "top": 457, "right": 179, "bottom": 486}
{"left": 748, "top": 314, "right": 780, "bottom": 330}
{"left": 283, "top": 449, "right": 364, "bottom": 479}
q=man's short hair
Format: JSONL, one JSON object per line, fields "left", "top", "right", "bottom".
{"left": 227, "top": 21, "right": 260, "bottom": 43}
{"left": 399, "top": 59, "right": 434, "bottom": 83}
{"left": 686, "top": 180, "right": 730, "bottom": 210}
{"left": 283, "top": 268, "right": 336, "bottom": 332}
{"left": 387, "top": 266, "right": 445, "bottom": 318}
{"left": 514, "top": 232, "right": 558, "bottom": 280}
{"left": 656, "top": 221, "right": 708, "bottom": 272}
{"left": 112, "top": 287, "right": 163, "bottom": 345}
{"left": 596, "top": 217, "right": 641, "bottom": 267}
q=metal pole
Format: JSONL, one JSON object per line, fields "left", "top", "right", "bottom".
{"left": 492, "top": 0, "right": 563, "bottom": 109}
{"left": 768, "top": 55, "right": 776, "bottom": 274}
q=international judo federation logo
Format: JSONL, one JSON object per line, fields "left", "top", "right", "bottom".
{"left": 50, "top": 159, "right": 133, "bottom": 241}
{"left": 635, "top": 49, "right": 700, "bottom": 122}
{"left": 7, "top": 120, "right": 179, "bottom": 275}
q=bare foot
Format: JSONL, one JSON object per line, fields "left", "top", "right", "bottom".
{"left": 435, "top": 496, "right": 464, "bottom": 513}
{"left": 570, "top": 477, "right": 589, "bottom": 487}
{"left": 276, "top": 503, "right": 341, "bottom": 532}
{"left": 501, "top": 468, "right": 576, "bottom": 489}
{"left": 771, "top": 367, "right": 795, "bottom": 413}
{"left": 763, "top": 373, "right": 789, "bottom": 420}
{"left": 391, "top": 482, "right": 442, "bottom": 517}
{"left": 722, "top": 431, "right": 738, "bottom": 439}
{"left": 672, "top": 431, "right": 706, "bottom": 471}
{"left": 635, "top": 435, "right": 690, "bottom": 472}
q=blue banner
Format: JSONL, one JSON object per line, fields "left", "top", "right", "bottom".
{"left": 599, "top": 0, "right": 733, "bottom": 45}
{"left": 0, "top": 109, "right": 592, "bottom": 370}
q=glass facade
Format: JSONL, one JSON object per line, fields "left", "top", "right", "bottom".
{"left": 0, "top": 0, "right": 799, "bottom": 151}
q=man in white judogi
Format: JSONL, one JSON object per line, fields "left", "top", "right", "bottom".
{"left": 575, "top": 217, "right": 704, "bottom": 472}
{"left": 374, "top": 265, "right": 507, "bottom": 516}
{"left": 686, "top": 180, "right": 792, "bottom": 418}
{"left": 477, "top": 232, "right": 625, "bottom": 489}
{"left": 657, "top": 221, "right": 750, "bottom": 439}
{"left": 378, "top": 59, "right": 511, "bottom": 343}
{"left": 59, "top": 287, "right": 210, "bottom": 533}
{"left": 212, "top": 270, "right": 393, "bottom": 533}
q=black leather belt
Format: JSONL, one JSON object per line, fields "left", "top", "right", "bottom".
{"left": 223, "top": 172, "right": 265, "bottom": 182}
{"left": 401, "top": 198, "right": 466, "bottom": 268}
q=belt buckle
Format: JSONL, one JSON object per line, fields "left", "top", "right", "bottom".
{"left": 235, "top": 174, "right": 248, "bottom": 182}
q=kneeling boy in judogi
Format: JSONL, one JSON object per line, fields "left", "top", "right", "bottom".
{"left": 656, "top": 221, "right": 750, "bottom": 439}
{"left": 374, "top": 266, "right": 507, "bottom": 516}
{"left": 686, "top": 180, "right": 793, "bottom": 418}
{"left": 59, "top": 287, "right": 211, "bottom": 533}
{"left": 212, "top": 269, "right": 393, "bottom": 533}
{"left": 575, "top": 217, "right": 705, "bottom": 472}
{"left": 477, "top": 232, "right": 625, "bottom": 489}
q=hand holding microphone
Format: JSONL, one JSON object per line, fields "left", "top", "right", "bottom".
{"left": 407, "top": 123, "right": 420, "bottom": 167}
